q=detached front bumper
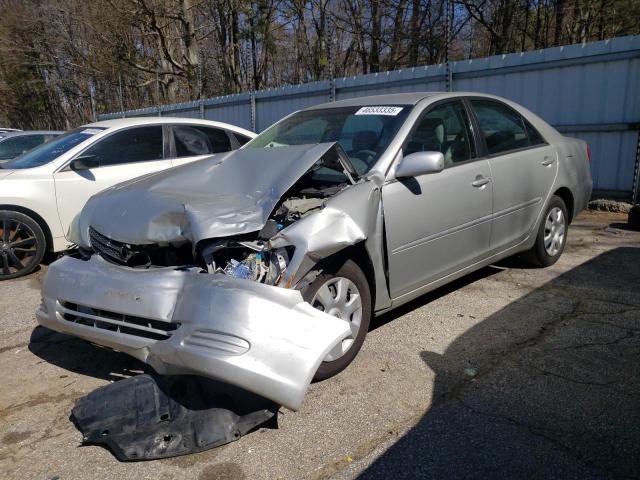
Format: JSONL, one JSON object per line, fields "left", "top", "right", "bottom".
{"left": 37, "top": 255, "right": 351, "bottom": 410}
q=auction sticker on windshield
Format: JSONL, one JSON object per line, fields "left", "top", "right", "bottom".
{"left": 355, "top": 106, "right": 403, "bottom": 116}
{"left": 81, "top": 128, "right": 103, "bottom": 135}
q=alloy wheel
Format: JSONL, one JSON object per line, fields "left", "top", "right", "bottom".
{"left": 0, "top": 218, "right": 39, "bottom": 277}
{"left": 543, "top": 207, "right": 565, "bottom": 257}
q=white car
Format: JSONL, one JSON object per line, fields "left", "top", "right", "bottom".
{"left": 0, "top": 117, "right": 255, "bottom": 280}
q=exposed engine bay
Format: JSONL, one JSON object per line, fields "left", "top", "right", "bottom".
{"left": 198, "top": 170, "right": 350, "bottom": 285}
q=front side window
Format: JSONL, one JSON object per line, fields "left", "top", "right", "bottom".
{"left": 173, "top": 126, "right": 231, "bottom": 157}
{"left": 2, "top": 128, "right": 104, "bottom": 169}
{"left": 82, "top": 126, "right": 163, "bottom": 167}
{"left": 471, "top": 100, "right": 530, "bottom": 155}
{"left": 404, "top": 101, "right": 476, "bottom": 166}
{"left": 245, "top": 106, "right": 410, "bottom": 175}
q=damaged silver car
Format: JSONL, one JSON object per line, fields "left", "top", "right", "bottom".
{"left": 37, "top": 93, "right": 593, "bottom": 411}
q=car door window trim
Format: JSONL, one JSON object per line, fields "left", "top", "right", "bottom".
{"left": 168, "top": 125, "right": 234, "bottom": 158}
{"left": 384, "top": 97, "right": 486, "bottom": 180}
{"left": 58, "top": 124, "right": 168, "bottom": 173}
{"left": 465, "top": 96, "right": 550, "bottom": 159}
{"left": 400, "top": 99, "right": 478, "bottom": 168}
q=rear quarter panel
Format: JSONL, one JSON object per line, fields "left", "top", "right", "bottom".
{"left": 553, "top": 136, "right": 593, "bottom": 217}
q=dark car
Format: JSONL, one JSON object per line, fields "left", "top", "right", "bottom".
{"left": 0, "top": 131, "right": 63, "bottom": 162}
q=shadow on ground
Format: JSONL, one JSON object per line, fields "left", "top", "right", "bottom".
{"left": 371, "top": 265, "right": 504, "bottom": 332}
{"left": 360, "top": 246, "right": 640, "bottom": 479}
{"left": 29, "top": 326, "right": 152, "bottom": 381}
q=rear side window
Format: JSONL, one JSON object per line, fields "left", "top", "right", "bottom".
{"left": 173, "top": 126, "right": 231, "bottom": 157}
{"left": 83, "top": 126, "right": 163, "bottom": 167}
{"left": 471, "top": 100, "right": 530, "bottom": 155}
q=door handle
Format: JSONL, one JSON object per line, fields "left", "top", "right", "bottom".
{"left": 471, "top": 176, "right": 491, "bottom": 188}
{"left": 541, "top": 156, "right": 556, "bottom": 166}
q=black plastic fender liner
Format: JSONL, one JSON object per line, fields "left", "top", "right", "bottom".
{"left": 71, "top": 374, "right": 278, "bottom": 461}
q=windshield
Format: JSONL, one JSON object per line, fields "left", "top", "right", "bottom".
{"left": 2, "top": 127, "right": 105, "bottom": 169}
{"left": 245, "top": 105, "right": 411, "bottom": 175}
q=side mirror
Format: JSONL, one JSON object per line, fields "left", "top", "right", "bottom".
{"left": 70, "top": 154, "right": 99, "bottom": 171}
{"left": 395, "top": 151, "right": 444, "bottom": 178}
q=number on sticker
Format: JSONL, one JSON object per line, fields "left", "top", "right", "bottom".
{"left": 355, "top": 106, "right": 403, "bottom": 116}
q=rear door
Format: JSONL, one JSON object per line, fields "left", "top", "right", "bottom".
{"left": 169, "top": 125, "right": 234, "bottom": 167}
{"left": 469, "top": 99, "right": 557, "bottom": 252}
{"left": 53, "top": 125, "right": 172, "bottom": 237}
{"left": 383, "top": 100, "right": 493, "bottom": 299}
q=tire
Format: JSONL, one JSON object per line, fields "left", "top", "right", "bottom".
{"left": 629, "top": 205, "right": 640, "bottom": 231}
{"left": 302, "top": 259, "right": 371, "bottom": 380}
{"left": 523, "top": 195, "right": 568, "bottom": 267}
{"left": 0, "top": 210, "right": 47, "bottom": 280}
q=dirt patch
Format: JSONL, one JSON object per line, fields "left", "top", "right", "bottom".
{"left": 2, "top": 430, "right": 34, "bottom": 445}
{"left": 588, "top": 198, "right": 632, "bottom": 213}
{"left": 198, "top": 462, "right": 245, "bottom": 480}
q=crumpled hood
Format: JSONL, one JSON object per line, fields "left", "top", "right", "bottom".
{"left": 79, "top": 143, "right": 339, "bottom": 246}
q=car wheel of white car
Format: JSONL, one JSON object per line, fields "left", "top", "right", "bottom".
{"left": 524, "top": 195, "right": 568, "bottom": 267}
{"left": 303, "top": 259, "right": 371, "bottom": 380}
{"left": 0, "top": 210, "right": 46, "bottom": 280}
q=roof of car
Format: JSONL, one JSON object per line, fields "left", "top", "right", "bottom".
{"left": 86, "top": 117, "right": 255, "bottom": 137}
{"left": 303, "top": 91, "right": 516, "bottom": 111}
{"left": 306, "top": 92, "right": 441, "bottom": 110}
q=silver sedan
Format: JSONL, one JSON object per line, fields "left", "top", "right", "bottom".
{"left": 37, "top": 92, "right": 592, "bottom": 410}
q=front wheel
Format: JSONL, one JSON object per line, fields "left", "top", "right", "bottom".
{"left": 0, "top": 210, "right": 46, "bottom": 280}
{"left": 523, "top": 195, "right": 568, "bottom": 267}
{"left": 302, "top": 259, "right": 371, "bottom": 380}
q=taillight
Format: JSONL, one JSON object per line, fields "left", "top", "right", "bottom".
{"left": 586, "top": 145, "right": 591, "bottom": 162}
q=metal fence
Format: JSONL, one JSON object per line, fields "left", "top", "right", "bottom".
{"left": 100, "top": 36, "right": 640, "bottom": 201}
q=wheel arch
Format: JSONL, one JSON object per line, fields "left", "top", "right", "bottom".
{"left": 552, "top": 187, "right": 575, "bottom": 224}
{"left": 0, "top": 204, "right": 53, "bottom": 252}
{"left": 316, "top": 242, "right": 377, "bottom": 308}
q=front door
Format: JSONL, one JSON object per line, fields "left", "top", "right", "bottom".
{"left": 53, "top": 125, "right": 172, "bottom": 238}
{"left": 383, "top": 100, "right": 493, "bottom": 300}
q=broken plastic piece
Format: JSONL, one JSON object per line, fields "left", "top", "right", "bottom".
{"left": 71, "top": 374, "right": 278, "bottom": 461}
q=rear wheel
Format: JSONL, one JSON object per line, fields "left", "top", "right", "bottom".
{"left": 0, "top": 210, "right": 46, "bottom": 280}
{"left": 523, "top": 195, "right": 568, "bottom": 267}
{"left": 302, "top": 259, "right": 371, "bottom": 380}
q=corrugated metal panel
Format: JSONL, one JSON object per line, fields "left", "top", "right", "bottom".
{"left": 254, "top": 83, "right": 330, "bottom": 131}
{"left": 203, "top": 93, "right": 253, "bottom": 131}
{"left": 98, "top": 36, "right": 640, "bottom": 197}
{"left": 569, "top": 130, "right": 638, "bottom": 192}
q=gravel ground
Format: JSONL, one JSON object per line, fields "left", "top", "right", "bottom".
{"left": 0, "top": 210, "right": 638, "bottom": 480}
